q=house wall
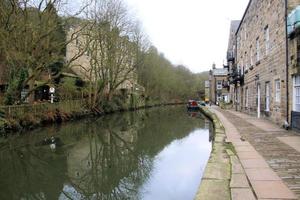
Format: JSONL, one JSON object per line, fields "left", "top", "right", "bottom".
{"left": 66, "top": 26, "right": 138, "bottom": 92}
{"left": 66, "top": 26, "right": 92, "bottom": 81}
{"left": 236, "top": 0, "right": 288, "bottom": 124}
{"left": 209, "top": 73, "right": 229, "bottom": 104}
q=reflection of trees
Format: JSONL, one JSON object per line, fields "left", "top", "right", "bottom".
{"left": 64, "top": 111, "right": 152, "bottom": 200}
{"left": 0, "top": 137, "right": 67, "bottom": 200}
{"left": 0, "top": 106, "right": 212, "bottom": 200}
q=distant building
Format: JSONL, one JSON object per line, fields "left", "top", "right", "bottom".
{"left": 204, "top": 80, "right": 210, "bottom": 103}
{"left": 66, "top": 25, "right": 139, "bottom": 93}
{"left": 209, "top": 64, "right": 229, "bottom": 104}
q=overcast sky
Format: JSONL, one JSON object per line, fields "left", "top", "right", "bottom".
{"left": 125, "top": 0, "right": 249, "bottom": 73}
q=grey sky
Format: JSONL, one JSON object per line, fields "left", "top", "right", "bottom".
{"left": 125, "top": 0, "right": 249, "bottom": 73}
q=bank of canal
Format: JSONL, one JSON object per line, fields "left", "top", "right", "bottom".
{"left": 0, "top": 106, "right": 213, "bottom": 200}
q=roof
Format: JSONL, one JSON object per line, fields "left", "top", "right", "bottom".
{"left": 212, "top": 68, "right": 228, "bottom": 76}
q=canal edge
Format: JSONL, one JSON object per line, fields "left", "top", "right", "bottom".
{"left": 195, "top": 106, "right": 256, "bottom": 200}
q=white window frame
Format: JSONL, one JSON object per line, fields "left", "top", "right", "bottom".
{"left": 265, "top": 26, "right": 270, "bottom": 55}
{"left": 275, "top": 79, "right": 281, "bottom": 103}
{"left": 217, "top": 81, "right": 222, "bottom": 90}
{"left": 250, "top": 46, "right": 253, "bottom": 66}
{"left": 245, "top": 87, "right": 249, "bottom": 108}
{"left": 294, "top": 76, "right": 300, "bottom": 112}
{"left": 241, "top": 60, "right": 244, "bottom": 75}
{"left": 245, "top": 52, "right": 248, "bottom": 70}
{"left": 256, "top": 38, "right": 260, "bottom": 62}
{"left": 265, "top": 82, "right": 270, "bottom": 111}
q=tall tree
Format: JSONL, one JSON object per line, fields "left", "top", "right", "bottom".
{"left": 0, "top": 0, "right": 87, "bottom": 104}
{"left": 77, "top": 0, "right": 144, "bottom": 108}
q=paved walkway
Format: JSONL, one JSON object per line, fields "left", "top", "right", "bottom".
{"left": 211, "top": 107, "right": 300, "bottom": 200}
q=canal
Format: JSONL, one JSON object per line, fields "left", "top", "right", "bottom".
{"left": 0, "top": 106, "right": 213, "bottom": 200}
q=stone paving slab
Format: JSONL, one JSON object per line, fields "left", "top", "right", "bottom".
{"left": 231, "top": 156, "right": 245, "bottom": 174}
{"left": 230, "top": 173, "right": 249, "bottom": 188}
{"left": 240, "top": 158, "right": 270, "bottom": 169}
{"left": 252, "top": 180, "right": 297, "bottom": 199}
{"left": 231, "top": 188, "right": 256, "bottom": 200}
{"left": 235, "top": 145, "right": 256, "bottom": 152}
{"left": 237, "top": 151, "right": 263, "bottom": 159}
{"left": 245, "top": 168, "right": 281, "bottom": 181}
{"left": 232, "top": 141, "right": 252, "bottom": 147}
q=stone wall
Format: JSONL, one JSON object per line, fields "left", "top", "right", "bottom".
{"left": 236, "top": 0, "right": 288, "bottom": 124}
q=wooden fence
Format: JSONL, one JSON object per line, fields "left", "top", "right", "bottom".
{"left": 0, "top": 100, "right": 86, "bottom": 119}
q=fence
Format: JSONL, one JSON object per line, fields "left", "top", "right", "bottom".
{"left": 0, "top": 100, "right": 86, "bottom": 119}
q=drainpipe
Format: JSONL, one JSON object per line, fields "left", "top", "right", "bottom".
{"left": 285, "top": 0, "right": 290, "bottom": 124}
{"left": 235, "top": 33, "right": 238, "bottom": 111}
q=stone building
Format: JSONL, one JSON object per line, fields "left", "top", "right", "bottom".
{"left": 227, "top": 20, "right": 241, "bottom": 107}
{"left": 227, "top": 0, "right": 300, "bottom": 128}
{"left": 209, "top": 65, "right": 230, "bottom": 104}
{"left": 204, "top": 80, "right": 210, "bottom": 103}
{"left": 66, "top": 26, "right": 138, "bottom": 93}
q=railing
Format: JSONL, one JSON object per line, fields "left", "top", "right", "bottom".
{"left": 0, "top": 99, "right": 86, "bottom": 119}
{"left": 229, "top": 69, "right": 244, "bottom": 85}
{"left": 227, "top": 51, "right": 235, "bottom": 62}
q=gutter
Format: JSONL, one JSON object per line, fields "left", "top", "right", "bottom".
{"left": 285, "top": 0, "right": 290, "bottom": 124}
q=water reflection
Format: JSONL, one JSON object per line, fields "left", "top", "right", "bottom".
{"left": 0, "top": 106, "right": 212, "bottom": 200}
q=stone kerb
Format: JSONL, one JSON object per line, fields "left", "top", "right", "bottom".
{"left": 195, "top": 106, "right": 231, "bottom": 200}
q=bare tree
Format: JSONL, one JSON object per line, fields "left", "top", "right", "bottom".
{"left": 74, "top": 0, "right": 147, "bottom": 108}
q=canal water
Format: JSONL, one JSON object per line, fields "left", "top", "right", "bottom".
{"left": 0, "top": 106, "right": 213, "bottom": 200}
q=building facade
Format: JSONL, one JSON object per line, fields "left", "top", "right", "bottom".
{"left": 204, "top": 80, "right": 210, "bottom": 103}
{"left": 227, "top": 20, "right": 241, "bottom": 108}
{"left": 66, "top": 26, "right": 138, "bottom": 93}
{"left": 209, "top": 65, "right": 230, "bottom": 104}
{"left": 227, "top": 0, "right": 300, "bottom": 128}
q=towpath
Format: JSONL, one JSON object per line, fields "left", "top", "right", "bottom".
{"left": 211, "top": 106, "right": 300, "bottom": 199}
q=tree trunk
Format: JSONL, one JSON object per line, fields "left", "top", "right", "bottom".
{"left": 28, "top": 79, "right": 35, "bottom": 104}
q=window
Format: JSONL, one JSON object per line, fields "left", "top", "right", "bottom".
{"left": 266, "top": 82, "right": 270, "bottom": 111}
{"left": 250, "top": 46, "right": 253, "bottom": 66}
{"left": 245, "top": 87, "right": 249, "bottom": 108}
{"left": 294, "top": 76, "right": 300, "bottom": 111}
{"left": 265, "top": 26, "right": 270, "bottom": 55}
{"left": 245, "top": 52, "right": 248, "bottom": 70}
{"left": 217, "top": 81, "right": 222, "bottom": 90}
{"left": 275, "top": 79, "right": 281, "bottom": 103}
{"left": 233, "top": 45, "right": 236, "bottom": 54}
{"left": 256, "top": 38, "right": 260, "bottom": 62}
{"left": 241, "top": 60, "right": 244, "bottom": 74}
